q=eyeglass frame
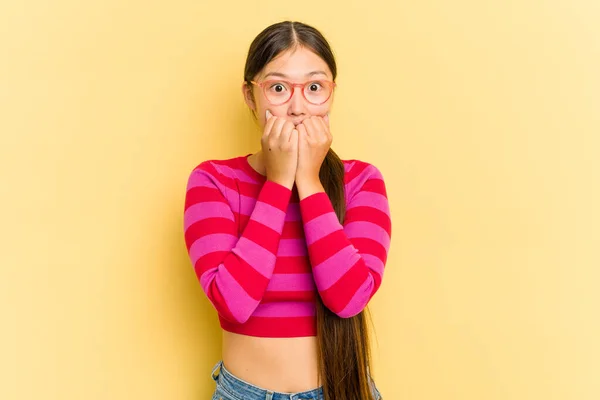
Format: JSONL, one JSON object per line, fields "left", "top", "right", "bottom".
{"left": 249, "top": 79, "right": 337, "bottom": 106}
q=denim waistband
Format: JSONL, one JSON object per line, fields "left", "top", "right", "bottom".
{"left": 211, "top": 360, "right": 381, "bottom": 400}
{"left": 211, "top": 360, "right": 323, "bottom": 400}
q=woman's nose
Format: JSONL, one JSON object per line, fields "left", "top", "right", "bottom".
{"left": 288, "top": 87, "right": 308, "bottom": 114}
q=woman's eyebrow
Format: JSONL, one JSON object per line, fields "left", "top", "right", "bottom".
{"left": 263, "top": 70, "right": 328, "bottom": 79}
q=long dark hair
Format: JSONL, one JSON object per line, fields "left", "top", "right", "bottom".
{"left": 243, "top": 21, "right": 376, "bottom": 400}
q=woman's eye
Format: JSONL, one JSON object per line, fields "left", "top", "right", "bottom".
{"left": 308, "top": 82, "right": 322, "bottom": 91}
{"left": 269, "top": 83, "right": 287, "bottom": 92}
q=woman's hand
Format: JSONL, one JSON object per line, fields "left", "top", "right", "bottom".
{"left": 295, "top": 113, "right": 331, "bottom": 183}
{"left": 262, "top": 109, "right": 299, "bottom": 190}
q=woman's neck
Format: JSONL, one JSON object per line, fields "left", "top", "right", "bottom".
{"left": 248, "top": 150, "right": 267, "bottom": 176}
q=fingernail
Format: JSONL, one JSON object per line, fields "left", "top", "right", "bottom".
{"left": 266, "top": 110, "right": 272, "bottom": 119}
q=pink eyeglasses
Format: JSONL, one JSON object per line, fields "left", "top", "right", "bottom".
{"left": 249, "top": 79, "right": 336, "bottom": 106}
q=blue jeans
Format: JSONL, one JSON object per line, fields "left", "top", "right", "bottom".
{"left": 210, "top": 360, "right": 382, "bottom": 400}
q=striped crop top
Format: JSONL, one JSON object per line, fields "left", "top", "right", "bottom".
{"left": 183, "top": 153, "right": 392, "bottom": 338}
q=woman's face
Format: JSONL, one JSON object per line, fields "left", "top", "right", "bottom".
{"left": 242, "top": 46, "right": 334, "bottom": 129}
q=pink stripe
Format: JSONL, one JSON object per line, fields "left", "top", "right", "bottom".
{"left": 184, "top": 202, "right": 234, "bottom": 231}
{"left": 338, "top": 277, "right": 374, "bottom": 318}
{"left": 303, "top": 211, "right": 340, "bottom": 245}
{"left": 185, "top": 170, "right": 263, "bottom": 215}
{"left": 232, "top": 237, "right": 276, "bottom": 278}
{"left": 233, "top": 170, "right": 261, "bottom": 184}
{"left": 212, "top": 164, "right": 254, "bottom": 182}
{"left": 348, "top": 191, "right": 389, "bottom": 214}
{"left": 345, "top": 164, "right": 379, "bottom": 191}
{"left": 186, "top": 170, "right": 212, "bottom": 190}
{"left": 312, "top": 245, "right": 359, "bottom": 291}
{"left": 200, "top": 264, "right": 258, "bottom": 323}
{"left": 267, "top": 273, "right": 315, "bottom": 292}
{"left": 252, "top": 301, "right": 316, "bottom": 318}
{"left": 233, "top": 194, "right": 301, "bottom": 221}
{"left": 344, "top": 174, "right": 366, "bottom": 197}
{"left": 344, "top": 221, "right": 391, "bottom": 249}
{"left": 343, "top": 160, "right": 356, "bottom": 174}
{"left": 210, "top": 181, "right": 290, "bottom": 215}
{"left": 206, "top": 183, "right": 244, "bottom": 215}
{"left": 237, "top": 194, "right": 256, "bottom": 216}
{"left": 250, "top": 201, "right": 286, "bottom": 232}
{"left": 361, "top": 253, "right": 385, "bottom": 276}
{"left": 189, "top": 233, "right": 237, "bottom": 265}
{"left": 277, "top": 239, "right": 308, "bottom": 257}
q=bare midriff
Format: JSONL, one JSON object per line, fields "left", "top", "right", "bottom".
{"left": 221, "top": 330, "right": 320, "bottom": 393}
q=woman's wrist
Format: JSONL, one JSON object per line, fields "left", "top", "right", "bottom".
{"left": 295, "top": 176, "right": 325, "bottom": 200}
{"left": 266, "top": 177, "right": 294, "bottom": 191}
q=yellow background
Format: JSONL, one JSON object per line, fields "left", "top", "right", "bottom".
{"left": 1, "top": 1, "right": 599, "bottom": 399}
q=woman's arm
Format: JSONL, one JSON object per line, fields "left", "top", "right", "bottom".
{"left": 298, "top": 162, "right": 392, "bottom": 318}
{"left": 184, "top": 161, "right": 292, "bottom": 324}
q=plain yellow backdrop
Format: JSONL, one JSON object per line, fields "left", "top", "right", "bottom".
{"left": 1, "top": 1, "right": 599, "bottom": 399}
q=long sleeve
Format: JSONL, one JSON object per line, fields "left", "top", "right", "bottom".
{"left": 183, "top": 161, "right": 292, "bottom": 324}
{"left": 298, "top": 163, "right": 391, "bottom": 318}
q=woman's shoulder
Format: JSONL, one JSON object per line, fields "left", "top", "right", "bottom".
{"left": 185, "top": 154, "right": 249, "bottom": 189}
{"left": 341, "top": 157, "right": 389, "bottom": 202}
{"left": 189, "top": 154, "right": 244, "bottom": 172}
{"left": 341, "top": 157, "right": 386, "bottom": 183}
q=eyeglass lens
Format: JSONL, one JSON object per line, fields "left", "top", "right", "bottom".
{"left": 264, "top": 81, "right": 331, "bottom": 105}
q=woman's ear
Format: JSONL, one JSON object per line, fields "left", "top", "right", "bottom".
{"left": 241, "top": 82, "right": 256, "bottom": 111}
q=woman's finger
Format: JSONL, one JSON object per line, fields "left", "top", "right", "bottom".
{"left": 297, "top": 122, "right": 308, "bottom": 139}
{"left": 315, "top": 115, "right": 329, "bottom": 136}
{"left": 302, "top": 117, "right": 317, "bottom": 138}
{"left": 263, "top": 113, "right": 277, "bottom": 138}
{"left": 271, "top": 116, "right": 287, "bottom": 139}
{"left": 308, "top": 116, "right": 327, "bottom": 141}
{"left": 279, "top": 120, "right": 296, "bottom": 143}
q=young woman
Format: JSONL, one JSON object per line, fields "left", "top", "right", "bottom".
{"left": 184, "top": 21, "right": 392, "bottom": 400}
